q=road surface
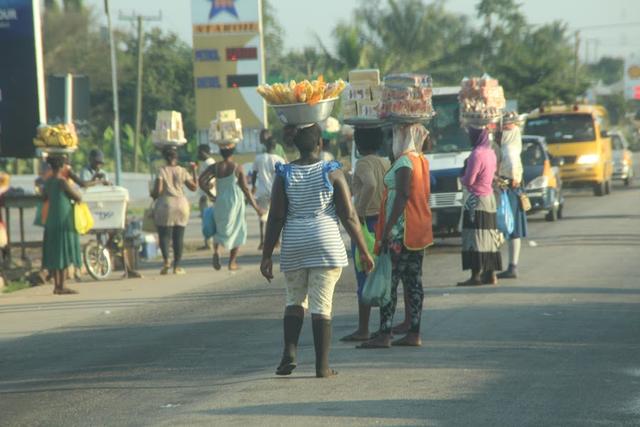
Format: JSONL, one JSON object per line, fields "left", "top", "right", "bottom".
{"left": 1, "top": 181, "right": 639, "bottom": 426}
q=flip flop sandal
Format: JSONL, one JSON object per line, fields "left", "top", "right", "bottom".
{"left": 392, "top": 337, "right": 423, "bottom": 347}
{"left": 276, "top": 361, "right": 297, "bottom": 376}
{"left": 339, "top": 333, "right": 370, "bottom": 342}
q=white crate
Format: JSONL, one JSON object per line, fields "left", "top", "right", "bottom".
{"left": 82, "top": 186, "right": 130, "bottom": 230}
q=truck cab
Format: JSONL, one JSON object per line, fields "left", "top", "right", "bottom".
{"left": 524, "top": 104, "right": 614, "bottom": 196}
{"left": 423, "top": 87, "right": 469, "bottom": 236}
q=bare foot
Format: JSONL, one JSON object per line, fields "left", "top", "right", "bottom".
{"left": 228, "top": 262, "right": 240, "bottom": 271}
{"left": 357, "top": 333, "right": 391, "bottom": 349}
{"left": 316, "top": 368, "right": 338, "bottom": 378}
{"left": 392, "top": 333, "right": 422, "bottom": 347}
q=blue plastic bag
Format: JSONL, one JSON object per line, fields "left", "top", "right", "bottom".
{"left": 202, "top": 206, "right": 216, "bottom": 239}
{"left": 361, "top": 251, "right": 392, "bottom": 307}
{"left": 497, "top": 190, "right": 514, "bottom": 237}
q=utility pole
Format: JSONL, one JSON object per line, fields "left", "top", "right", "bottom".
{"left": 119, "top": 10, "right": 162, "bottom": 173}
{"left": 104, "top": 0, "right": 122, "bottom": 186}
{"left": 574, "top": 30, "right": 580, "bottom": 91}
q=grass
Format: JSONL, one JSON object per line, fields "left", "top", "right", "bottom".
{"left": 2, "top": 280, "right": 31, "bottom": 294}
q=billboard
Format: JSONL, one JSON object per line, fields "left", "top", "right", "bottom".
{"left": 0, "top": 0, "right": 46, "bottom": 158}
{"left": 624, "top": 55, "right": 640, "bottom": 101}
{"left": 192, "top": 0, "right": 267, "bottom": 146}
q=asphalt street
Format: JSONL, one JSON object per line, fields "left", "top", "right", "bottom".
{"left": 1, "top": 179, "right": 639, "bottom": 426}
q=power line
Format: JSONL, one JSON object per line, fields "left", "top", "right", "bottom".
{"left": 576, "top": 22, "right": 640, "bottom": 31}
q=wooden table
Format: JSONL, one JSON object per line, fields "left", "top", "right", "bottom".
{"left": 1, "top": 194, "right": 42, "bottom": 263}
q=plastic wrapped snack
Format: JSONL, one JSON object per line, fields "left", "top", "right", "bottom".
{"left": 343, "top": 68, "right": 385, "bottom": 122}
{"left": 382, "top": 74, "right": 434, "bottom": 119}
{"left": 459, "top": 75, "right": 506, "bottom": 116}
{"left": 209, "top": 110, "right": 243, "bottom": 145}
{"left": 152, "top": 111, "right": 187, "bottom": 145}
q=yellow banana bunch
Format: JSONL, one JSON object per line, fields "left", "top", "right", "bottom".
{"left": 257, "top": 77, "right": 346, "bottom": 106}
{"left": 33, "top": 124, "right": 79, "bottom": 148}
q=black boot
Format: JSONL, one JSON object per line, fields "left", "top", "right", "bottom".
{"left": 312, "top": 318, "right": 337, "bottom": 378}
{"left": 276, "top": 315, "right": 303, "bottom": 375}
{"left": 497, "top": 264, "right": 518, "bottom": 279}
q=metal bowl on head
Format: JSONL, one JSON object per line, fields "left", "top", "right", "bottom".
{"left": 271, "top": 98, "right": 338, "bottom": 126}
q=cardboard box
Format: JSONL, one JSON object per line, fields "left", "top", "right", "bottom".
{"left": 217, "top": 110, "right": 237, "bottom": 122}
{"left": 349, "top": 69, "right": 380, "bottom": 85}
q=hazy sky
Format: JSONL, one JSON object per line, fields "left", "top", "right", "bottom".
{"left": 87, "top": 0, "right": 640, "bottom": 61}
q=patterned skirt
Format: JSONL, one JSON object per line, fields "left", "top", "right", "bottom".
{"left": 461, "top": 194, "right": 503, "bottom": 272}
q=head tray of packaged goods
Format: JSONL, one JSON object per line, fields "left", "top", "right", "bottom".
{"left": 383, "top": 73, "right": 433, "bottom": 88}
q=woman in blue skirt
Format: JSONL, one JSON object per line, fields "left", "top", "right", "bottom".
{"left": 497, "top": 114, "right": 527, "bottom": 279}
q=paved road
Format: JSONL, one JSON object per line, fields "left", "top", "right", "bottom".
{"left": 1, "top": 180, "right": 639, "bottom": 426}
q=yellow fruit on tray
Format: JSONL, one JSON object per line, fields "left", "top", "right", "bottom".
{"left": 257, "top": 76, "right": 346, "bottom": 106}
{"left": 33, "top": 124, "right": 79, "bottom": 149}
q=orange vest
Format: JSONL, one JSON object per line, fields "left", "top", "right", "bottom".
{"left": 376, "top": 152, "right": 433, "bottom": 251}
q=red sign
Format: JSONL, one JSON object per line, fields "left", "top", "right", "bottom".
{"left": 634, "top": 86, "right": 640, "bottom": 100}
{"left": 226, "top": 47, "right": 258, "bottom": 61}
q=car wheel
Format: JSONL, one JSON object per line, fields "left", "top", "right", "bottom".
{"left": 545, "top": 205, "right": 558, "bottom": 222}
{"left": 594, "top": 181, "right": 605, "bottom": 196}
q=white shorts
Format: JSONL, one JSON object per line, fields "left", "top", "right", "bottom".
{"left": 284, "top": 267, "right": 342, "bottom": 317}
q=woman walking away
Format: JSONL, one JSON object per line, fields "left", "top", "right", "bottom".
{"left": 253, "top": 135, "right": 286, "bottom": 250}
{"left": 260, "top": 124, "right": 374, "bottom": 378}
{"left": 458, "top": 128, "right": 503, "bottom": 286}
{"left": 340, "top": 127, "right": 390, "bottom": 342}
{"left": 199, "top": 144, "right": 263, "bottom": 271}
{"left": 359, "top": 123, "right": 433, "bottom": 349}
{"left": 151, "top": 146, "right": 198, "bottom": 275}
{"left": 497, "top": 115, "right": 527, "bottom": 279}
{"left": 42, "top": 155, "right": 82, "bottom": 295}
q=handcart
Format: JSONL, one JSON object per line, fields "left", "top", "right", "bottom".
{"left": 81, "top": 186, "right": 130, "bottom": 281}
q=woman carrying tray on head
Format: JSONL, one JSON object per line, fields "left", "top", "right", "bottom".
{"left": 41, "top": 155, "right": 83, "bottom": 295}
{"left": 457, "top": 127, "right": 503, "bottom": 286}
{"left": 359, "top": 123, "right": 433, "bottom": 349}
{"left": 151, "top": 146, "right": 198, "bottom": 275}
{"left": 199, "top": 143, "right": 264, "bottom": 271}
{"left": 496, "top": 113, "right": 527, "bottom": 279}
{"left": 260, "top": 124, "right": 374, "bottom": 378}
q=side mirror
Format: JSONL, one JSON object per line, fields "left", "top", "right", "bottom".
{"left": 551, "top": 156, "right": 565, "bottom": 167}
{"left": 601, "top": 130, "right": 609, "bottom": 138}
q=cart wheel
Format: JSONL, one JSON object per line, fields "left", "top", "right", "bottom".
{"left": 84, "top": 240, "right": 112, "bottom": 281}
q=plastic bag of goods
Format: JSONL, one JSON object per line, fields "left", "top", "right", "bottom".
{"left": 382, "top": 74, "right": 434, "bottom": 119}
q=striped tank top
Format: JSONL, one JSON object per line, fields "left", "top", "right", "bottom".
{"left": 276, "top": 160, "right": 349, "bottom": 272}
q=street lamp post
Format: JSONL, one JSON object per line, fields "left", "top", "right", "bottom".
{"left": 104, "top": 0, "right": 123, "bottom": 186}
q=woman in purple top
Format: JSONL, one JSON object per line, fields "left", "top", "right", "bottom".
{"left": 457, "top": 127, "right": 503, "bottom": 286}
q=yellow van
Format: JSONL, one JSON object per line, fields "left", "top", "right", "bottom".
{"left": 524, "top": 104, "right": 613, "bottom": 196}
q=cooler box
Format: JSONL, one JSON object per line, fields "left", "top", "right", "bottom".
{"left": 82, "top": 186, "right": 130, "bottom": 230}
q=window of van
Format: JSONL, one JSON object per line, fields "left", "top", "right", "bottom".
{"left": 525, "top": 114, "right": 596, "bottom": 143}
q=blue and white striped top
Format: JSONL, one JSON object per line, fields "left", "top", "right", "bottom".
{"left": 276, "top": 160, "right": 349, "bottom": 272}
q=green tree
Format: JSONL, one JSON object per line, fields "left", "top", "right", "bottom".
{"left": 588, "top": 57, "right": 624, "bottom": 85}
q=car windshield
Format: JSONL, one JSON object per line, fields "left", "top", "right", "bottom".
{"left": 426, "top": 95, "right": 470, "bottom": 153}
{"left": 521, "top": 142, "right": 545, "bottom": 166}
{"left": 524, "top": 114, "right": 595, "bottom": 143}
